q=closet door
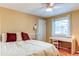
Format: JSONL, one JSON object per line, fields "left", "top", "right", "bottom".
{"left": 36, "top": 19, "right": 46, "bottom": 41}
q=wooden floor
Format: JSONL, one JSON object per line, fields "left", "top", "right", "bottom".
{"left": 59, "top": 49, "right": 79, "bottom": 56}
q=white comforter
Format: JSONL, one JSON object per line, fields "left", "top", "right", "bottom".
{"left": 0, "top": 40, "right": 59, "bottom": 56}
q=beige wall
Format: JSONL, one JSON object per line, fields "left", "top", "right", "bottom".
{"left": 72, "top": 10, "right": 79, "bottom": 50}
{"left": 46, "top": 10, "right": 79, "bottom": 51}
{"left": 46, "top": 18, "right": 52, "bottom": 42}
{"left": 0, "top": 7, "right": 40, "bottom": 35}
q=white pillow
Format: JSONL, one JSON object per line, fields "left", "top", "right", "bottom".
{"left": 2, "top": 33, "right": 7, "bottom": 42}
{"left": 16, "top": 32, "right": 22, "bottom": 41}
{"left": 0, "top": 35, "right": 2, "bottom": 42}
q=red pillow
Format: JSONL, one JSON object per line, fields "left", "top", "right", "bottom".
{"left": 6, "top": 33, "right": 16, "bottom": 42}
{"left": 21, "top": 32, "right": 30, "bottom": 41}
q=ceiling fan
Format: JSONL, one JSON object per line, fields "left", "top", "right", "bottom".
{"left": 41, "top": 3, "right": 60, "bottom": 11}
{"left": 45, "top": 3, "right": 59, "bottom": 11}
{"left": 44, "top": 3, "right": 55, "bottom": 11}
{"left": 32, "top": 3, "right": 60, "bottom": 12}
{"left": 43, "top": 3, "right": 54, "bottom": 8}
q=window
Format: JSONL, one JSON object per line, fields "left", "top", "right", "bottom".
{"left": 52, "top": 16, "right": 71, "bottom": 37}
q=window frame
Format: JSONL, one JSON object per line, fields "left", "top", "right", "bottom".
{"left": 52, "top": 15, "right": 71, "bottom": 38}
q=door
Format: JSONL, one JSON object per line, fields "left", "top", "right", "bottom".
{"left": 36, "top": 19, "right": 46, "bottom": 41}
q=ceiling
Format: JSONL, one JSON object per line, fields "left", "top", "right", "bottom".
{"left": 0, "top": 3, "right": 79, "bottom": 17}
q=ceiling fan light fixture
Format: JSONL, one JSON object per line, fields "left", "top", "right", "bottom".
{"left": 46, "top": 8, "right": 52, "bottom": 12}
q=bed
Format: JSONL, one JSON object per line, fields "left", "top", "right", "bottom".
{"left": 0, "top": 32, "right": 59, "bottom": 56}
{"left": 0, "top": 40, "right": 59, "bottom": 56}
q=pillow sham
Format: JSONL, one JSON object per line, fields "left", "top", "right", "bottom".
{"left": 2, "top": 33, "right": 7, "bottom": 42}
{"left": 21, "top": 32, "right": 30, "bottom": 41}
{"left": 16, "top": 32, "right": 22, "bottom": 41}
{"left": 6, "top": 33, "right": 16, "bottom": 42}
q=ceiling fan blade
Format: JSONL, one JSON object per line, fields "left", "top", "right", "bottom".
{"left": 31, "top": 6, "right": 46, "bottom": 12}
